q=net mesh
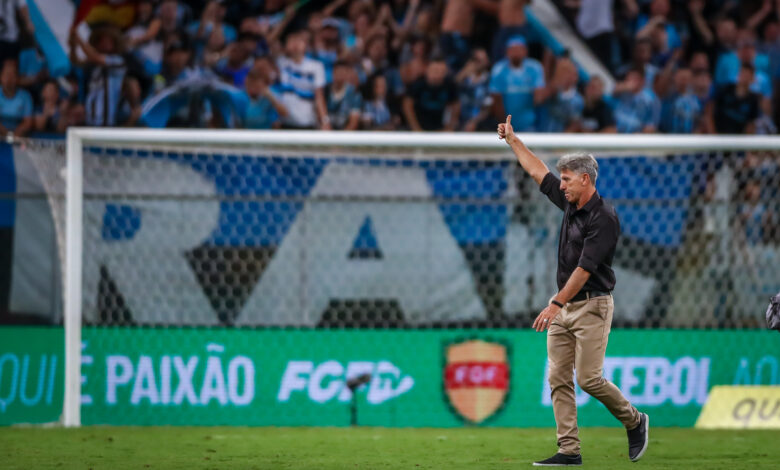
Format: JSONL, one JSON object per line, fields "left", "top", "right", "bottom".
{"left": 22, "top": 139, "right": 780, "bottom": 330}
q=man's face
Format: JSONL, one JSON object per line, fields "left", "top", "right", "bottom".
{"left": 635, "top": 42, "right": 651, "bottom": 64}
{"left": 472, "top": 49, "right": 489, "bottom": 71}
{"left": 559, "top": 169, "right": 589, "bottom": 204}
{"left": 245, "top": 75, "right": 265, "bottom": 98}
{"left": 320, "top": 26, "right": 340, "bottom": 48}
{"left": 167, "top": 49, "right": 190, "bottom": 70}
{"left": 0, "top": 61, "right": 18, "bottom": 91}
{"left": 368, "top": 38, "right": 386, "bottom": 62}
{"left": 373, "top": 75, "right": 387, "bottom": 98}
{"left": 650, "top": 0, "right": 669, "bottom": 17}
{"left": 626, "top": 70, "right": 644, "bottom": 93}
{"left": 425, "top": 61, "right": 447, "bottom": 85}
{"left": 506, "top": 44, "right": 526, "bottom": 65}
{"left": 693, "top": 71, "right": 711, "bottom": 96}
{"left": 737, "top": 67, "right": 754, "bottom": 87}
{"left": 332, "top": 65, "right": 350, "bottom": 86}
{"left": 96, "top": 34, "right": 116, "bottom": 54}
{"left": 585, "top": 77, "right": 603, "bottom": 100}
{"left": 159, "top": 1, "right": 177, "bottom": 23}
{"left": 286, "top": 34, "right": 307, "bottom": 57}
{"left": 765, "top": 22, "right": 780, "bottom": 42}
{"left": 690, "top": 52, "right": 709, "bottom": 73}
{"left": 229, "top": 41, "right": 250, "bottom": 64}
{"left": 717, "top": 19, "right": 737, "bottom": 47}
{"left": 737, "top": 38, "right": 756, "bottom": 64}
{"left": 252, "top": 57, "right": 275, "bottom": 82}
{"left": 674, "top": 68, "right": 691, "bottom": 94}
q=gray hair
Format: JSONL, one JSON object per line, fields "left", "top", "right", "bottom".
{"left": 556, "top": 152, "right": 599, "bottom": 184}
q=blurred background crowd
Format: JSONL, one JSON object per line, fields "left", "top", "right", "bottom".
{"left": 1, "top": 0, "right": 780, "bottom": 136}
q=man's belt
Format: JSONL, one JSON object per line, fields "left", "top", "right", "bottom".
{"left": 570, "top": 290, "right": 611, "bottom": 303}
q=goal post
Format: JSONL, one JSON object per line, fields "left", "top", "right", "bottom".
{"left": 53, "top": 128, "right": 780, "bottom": 427}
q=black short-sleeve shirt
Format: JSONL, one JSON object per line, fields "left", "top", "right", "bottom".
{"left": 539, "top": 171, "right": 619, "bottom": 292}
{"left": 581, "top": 98, "right": 615, "bottom": 132}
{"left": 407, "top": 77, "right": 458, "bottom": 130}
{"left": 713, "top": 84, "right": 760, "bottom": 134}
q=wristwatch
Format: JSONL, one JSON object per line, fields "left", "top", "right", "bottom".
{"left": 550, "top": 299, "right": 564, "bottom": 308}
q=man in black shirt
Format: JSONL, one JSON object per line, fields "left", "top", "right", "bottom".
{"left": 402, "top": 57, "right": 460, "bottom": 131}
{"left": 580, "top": 76, "right": 616, "bottom": 133}
{"left": 498, "top": 115, "right": 648, "bottom": 466}
{"left": 708, "top": 64, "right": 760, "bottom": 134}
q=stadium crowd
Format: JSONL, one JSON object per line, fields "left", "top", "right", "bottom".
{"left": 1, "top": 0, "right": 780, "bottom": 136}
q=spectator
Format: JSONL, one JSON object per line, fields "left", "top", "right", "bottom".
{"left": 455, "top": 48, "right": 492, "bottom": 132}
{"left": 759, "top": 19, "right": 780, "bottom": 81}
{"left": 311, "top": 19, "right": 345, "bottom": 84}
{"left": 362, "top": 73, "right": 395, "bottom": 130}
{"left": 241, "top": 0, "right": 288, "bottom": 37}
{"left": 712, "top": 17, "right": 738, "bottom": 79}
{"left": 17, "top": 46, "right": 47, "bottom": 91}
{"left": 326, "top": 60, "right": 363, "bottom": 130}
{"left": 70, "top": 26, "right": 127, "bottom": 127}
{"left": 634, "top": 0, "right": 681, "bottom": 52}
{"left": 617, "top": 37, "right": 659, "bottom": 93}
{"left": 216, "top": 34, "right": 255, "bottom": 87}
{"left": 126, "top": 0, "right": 164, "bottom": 76}
{"left": 386, "top": 0, "right": 423, "bottom": 52}
{"left": 646, "top": 17, "right": 677, "bottom": 68}
{"left": 736, "top": 171, "right": 774, "bottom": 245}
{"left": 241, "top": 67, "right": 288, "bottom": 129}
{"left": 34, "top": 80, "right": 64, "bottom": 133}
{"left": 537, "top": 57, "right": 583, "bottom": 132}
{"left": 400, "top": 35, "right": 431, "bottom": 86}
{"left": 189, "top": 1, "right": 236, "bottom": 62}
{"left": 691, "top": 68, "right": 715, "bottom": 111}
{"left": 59, "top": 100, "right": 87, "bottom": 131}
{"left": 277, "top": 31, "right": 329, "bottom": 129}
{"left": 343, "top": 5, "right": 378, "bottom": 59}
{"left": 116, "top": 76, "right": 143, "bottom": 127}
{"left": 755, "top": 100, "right": 778, "bottom": 134}
{"left": 684, "top": 0, "right": 715, "bottom": 62}
{"left": 0, "top": 58, "right": 33, "bottom": 137}
{"left": 690, "top": 51, "right": 711, "bottom": 76}
{"left": 492, "top": 0, "right": 531, "bottom": 63}
{"left": 403, "top": 57, "right": 459, "bottom": 131}
{"left": 488, "top": 36, "right": 545, "bottom": 132}
{"left": 660, "top": 67, "right": 702, "bottom": 133}
{"left": 716, "top": 29, "right": 772, "bottom": 97}
{"left": 580, "top": 75, "right": 616, "bottom": 133}
{"left": 157, "top": 0, "right": 190, "bottom": 40}
{"left": 574, "top": 0, "right": 620, "bottom": 72}
{"left": 613, "top": 67, "right": 661, "bottom": 133}
{"left": 0, "top": 0, "right": 34, "bottom": 65}
{"left": 707, "top": 63, "right": 760, "bottom": 134}
{"left": 360, "top": 34, "right": 403, "bottom": 99}
{"left": 201, "top": 23, "right": 227, "bottom": 69}
{"left": 156, "top": 38, "right": 192, "bottom": 90}
{"left": 439, "top": 0, "right": 474, "bottom": 71}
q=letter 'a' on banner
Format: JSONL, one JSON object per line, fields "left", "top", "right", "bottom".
{"left": 696, "top": 386, "right": 780, "bottom": 429}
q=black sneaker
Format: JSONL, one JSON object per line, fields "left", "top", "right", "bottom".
{"left": 627, "top": 412, "right": 649, "bottom": 462}
{"left": 532, "top": 453, "right": 582, "bottom": 466}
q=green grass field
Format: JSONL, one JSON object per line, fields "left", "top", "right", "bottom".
{"left": 2, "top": 426, "right": 779, "bottom": 469}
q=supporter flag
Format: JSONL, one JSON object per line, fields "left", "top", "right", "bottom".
{"left": 72, "top": 0, "right": 136, "bottom": 28}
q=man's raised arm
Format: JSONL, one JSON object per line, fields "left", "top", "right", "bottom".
{"left": 497, "top": 115, "right": 549, "bottom": 185}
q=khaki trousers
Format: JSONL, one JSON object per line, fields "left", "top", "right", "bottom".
{"left": 546, "top": 294, "right": 640, "bottom": 455}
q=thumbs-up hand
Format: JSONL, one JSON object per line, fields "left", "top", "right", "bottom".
{"left": 497, "top": 115, "right": 515, "bottom": 144}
